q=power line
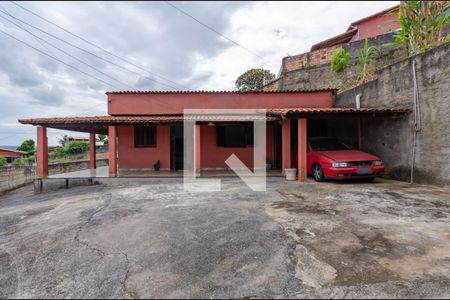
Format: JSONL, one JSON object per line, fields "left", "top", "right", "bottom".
{"left": 0, "top": 10, "right": 181, "bottom": 91}
{"left": 165, "top": 1, "right": 264, "bottom": 60}
{"left": 0, "top": 28, "right": 121, "bottom": 89}
{"left": 0, "top": 12, "right": 134, "bottom": 90}
{"left": 10, "top": 1, "right": 190, "bottom": 90}
{"left": 0, "top": 4, "right": 57, "bottom": 58}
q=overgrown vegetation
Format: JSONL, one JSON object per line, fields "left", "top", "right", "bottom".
{"left": 12, "top": 158, "right": 24, "bottom": 167}
{"left": 357, "top": 35, "right": 381, "bottom": 82}
{"left": 331, "top": 48, "right": 352, "bottom": 73}
{"left": 51, "top": 141, "right": 90, "bottom": 157}
{"left": 395, "top": 1, "right": 449, "bottom": 55}
{"left": 0, "top": 157, "right": 6, "bottom": 167}
{"left": 235, "top": 68, "right": 275, "bottom": 91}
{"left": 16, "top": 139, "right": 35, "bottom": 155}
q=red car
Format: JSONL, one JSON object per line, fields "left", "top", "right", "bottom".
{"left": 307, "top": 137, "right": 384, "bottom": 182}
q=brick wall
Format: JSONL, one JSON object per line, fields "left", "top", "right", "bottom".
{"left": 0, "top": 159, "right": 109, "bottom": 195}
{"left": 266, "top": 32, "right": 405, "bottom": 92}
{"left": 262, "top": 78, "right": 281, "bottom": 91}
{"left": 282, "top": 45, "right": 340, "bottom": 73}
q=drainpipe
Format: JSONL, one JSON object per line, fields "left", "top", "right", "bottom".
{"left": 410, "top": 59, "right": 421, "bottom": 184}
{"left": 356, "top": 94, "right": 362, "bottom": 150}
{"left": 355, "top": 94, "right": 362, "bottom": 109}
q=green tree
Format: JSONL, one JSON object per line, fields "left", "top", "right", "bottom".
{"left": 0, "top": 157, "right": 6, "bottom": 167}
{"left": 16, "top": 139, "right": 35, "bottom": 155}
{"left": 235, "top": 68, "right": 275, "bottom": 91}
{"left": 331, "top": 48, "right": 352, "bottom": 73}
{"left": 395, "top": 1, "right": 449, "bottom": 55}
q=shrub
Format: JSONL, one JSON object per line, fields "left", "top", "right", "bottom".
{"left": 357, "top": 36, "right": 381, "bottom": 81}
{"left": 66, "top": 141, "right": 89, "bottom": 154}
{"left": 331, "top": 48, "right": 352, "bottom": 73}
{"left": 50, "top": 147, "right": 68, "bottom": 157}
{"left": 12, "top": 158, "right": 24, "bottom": 167}
{"left": 0, "top": 157, "right": 6, "bottom": 167}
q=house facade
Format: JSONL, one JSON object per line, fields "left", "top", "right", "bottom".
{"left": 19, "top": 89, "right": 408, "bottom": 181}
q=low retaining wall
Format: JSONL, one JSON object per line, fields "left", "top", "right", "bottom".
{"left": 0, "top": 159, "right": 108, "bottom": 195}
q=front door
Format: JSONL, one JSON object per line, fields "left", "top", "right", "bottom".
{"left": 170, "top": 126, "right": 184, "bottom": 170}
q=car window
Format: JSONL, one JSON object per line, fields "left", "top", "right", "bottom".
{"left": 309, "top": 138, "right": 351, "bottom": 151}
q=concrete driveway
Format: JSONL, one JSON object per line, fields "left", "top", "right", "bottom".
{"left": 0, "top": 178, "right": 449, "bottom": 298}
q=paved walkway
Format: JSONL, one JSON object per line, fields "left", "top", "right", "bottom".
{"left": 0, "top": 178, "right": 449, "bottom": 298}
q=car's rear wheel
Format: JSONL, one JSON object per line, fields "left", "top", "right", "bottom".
{"left": 312, "top": 164, "right": 324, "bottom": 182}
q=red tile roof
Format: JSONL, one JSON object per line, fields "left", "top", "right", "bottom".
{"left": 105, "top": 88, "right": 336, "bottom": 95}
{"left": 18, "top": 114, "right": 279, "bottom": 125}
{"left": 19, "top": 108, "right": 410, "bottom": 127}
{"left": 266, "top": 107, "right": 411, "bottom": 115}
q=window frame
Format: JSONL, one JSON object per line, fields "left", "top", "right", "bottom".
{"left": 134, "top": 126, "right": 157, "bottom": 148}
{"left": 216, "top": 124, "right": 253, "bottom": 148}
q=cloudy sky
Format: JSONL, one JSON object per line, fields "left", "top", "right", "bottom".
{"left": 0, "top": 1, "right": 397, "bottom": 146}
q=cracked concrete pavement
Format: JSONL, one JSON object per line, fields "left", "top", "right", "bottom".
{"left": 0, "top": 177, "right": 449, "bottom": 298}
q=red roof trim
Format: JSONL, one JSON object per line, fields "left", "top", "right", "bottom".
{"left": 310, "top": 28, "right": 357, "bottom": 51}
{"left": 105, "top": 88, "right": 336, "bottom": 95}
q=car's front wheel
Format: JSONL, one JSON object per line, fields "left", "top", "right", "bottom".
{"left": 312, "top": 164, "right": 324, "bottom": 182}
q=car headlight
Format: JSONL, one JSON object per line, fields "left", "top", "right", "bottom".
{"left": 332, "top": 162, "right": 349, "bottom": 168}
{"left": 373, "top": 160, "right": 383, "bottom": 166}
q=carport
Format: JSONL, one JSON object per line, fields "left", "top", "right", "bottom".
{"left": 267, "top": 107, "right": 410, "bottom": 181}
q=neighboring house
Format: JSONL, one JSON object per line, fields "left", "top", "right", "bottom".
{"left": 310, "top": 5, "right": 399, "bottom": 51}
{"left": 264, "top": 5, "right": 402, "bottom": 92}
{"left": 0, "top": 148, "right": 27, "bottom": 163}
{"left": 18, "top": 90, "right": 409, "bottom": 181}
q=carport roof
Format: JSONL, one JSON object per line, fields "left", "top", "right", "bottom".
{"left": 266, "top": 107, "right": 411, "bottom": 117}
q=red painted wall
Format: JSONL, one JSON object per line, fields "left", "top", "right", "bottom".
{"left": 117, "top": 125, "right": 171, "bottom": 169}
{"left": 116, "top": 124, "right": 276, "bottom": 170}
{"left": 353, "top": 13, "right": 399, "bottom": 41}
{"left": 107, "top": 91, "right": 334, "bottom": 115}
{"left": 199, "top": 124, "right": 275, "bottom": 169}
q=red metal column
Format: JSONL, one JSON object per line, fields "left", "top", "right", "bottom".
{"left": 357, "top": 118, "right": 362, "bottom": 150}
{"left": 36, "top": 126, "right": 48, "bottom": 177}
{"left": 281, "top": 119, "right": 291, "bottom": 174}
{"left": 108, "top": 126, "right": 117, "bottom": 177}
{"left": 194, "top": 124, "right": 201, "bottom": 175}
{"left": 89, "top": 133, "right": 96, "bottom": 169}
{"left": 298, "top": 119, "right": 307, "bottom": 182}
